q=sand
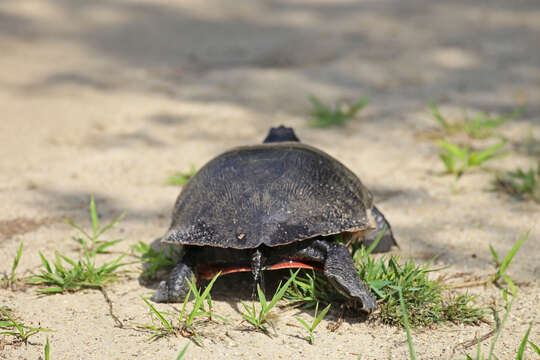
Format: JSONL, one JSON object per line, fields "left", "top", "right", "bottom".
{"left": 1, "top": 0, "right": 539, "bottom": 359}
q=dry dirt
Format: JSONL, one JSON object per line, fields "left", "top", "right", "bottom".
{"left": 1, "top": 0, "right": 539, "bottom": 359}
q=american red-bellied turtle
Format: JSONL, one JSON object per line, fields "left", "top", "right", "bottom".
{"left": 152, "top": 126, "right": 397, "bottom": 311}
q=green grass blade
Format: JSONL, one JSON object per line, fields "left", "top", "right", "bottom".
{"left": 470, "top": 141, "right": 507, "bottom": 165}
{"left": 36, "top": 286, "right": 65, "bottom": 294}
{"left": 10, "top": 242, "right": 23, "bottom": 280}
{"left": 295, "top": 317, "right": 311, "bottom": 331}
{"left": 488, "top": 298, "right": 513, "bottom": 360}
{"left": 0, "top": 309, "right": 24, "bottom": 339}
{"left": 179, "top": 286, "right": 193, "bottom": 320}
{"left": 495, "top": 231, "right": 529, "bottom": 281}
{"left": 93, "top": 239, "right": 124, "bottom": 255}
{"left": 312, "top": 303, "right": 331, "bottom": 330}
{"left": 44, "top": 336, "right": 50, "bottom": 360}
{"left": 59, "top": 254, "right": 77, "bottom": 267}
{"left": 348, "top": 97, "right": 368, "bottom": 116}
{"left": 257, "top": 284, "right": 267, "bottom": 310}
{"left": 516, "top": 324, "right": 532, "bottom": 360}
{"left": 176, "top": 342, "right": 190, "bottom": 360}
{"left": 366, "top": 227, "right": 386, "bottom": 255}
{"left": 65, "top": 219, "right": 92, "bottom": 242}
{"left": 39, "top": 252, "right": 53, "bottom": 274}
{"left": 489, "top": 244, "right": 500, "bottom": 267}
{"left": 239, "top": 303, "right": 258, "bottom": 326}
{"left": 268, "top": 269, "right": 299, "bottom": 309}
{"left": 186, "top": 273, "right": 220, "bottom": 326}
{"left": 501, "top": 274, "right": 517, "bottom": 298}
{"left": 528, "top": 340, "right": 540, "bottom": 355}
{"left": 430, "top": 101, "right": 449, "bottom": 128}
{"left": 395, "top": 286, "right": 416, "bottom": 360}
{"left": 96, "top": 213, "right": 126, "bottom": 239}
{"left": 90, "top": 196, "right": 99, "bottom": 238}
{"left": 142, "top": 298, "right": 173, "bottom": 331}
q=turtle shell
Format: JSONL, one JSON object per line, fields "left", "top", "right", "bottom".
{"left": 164, "top": 142, "right": 374, "bottom": 249}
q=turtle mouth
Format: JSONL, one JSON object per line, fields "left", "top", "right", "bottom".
{"left": 197, "top": 261, "right": 321, "bottom": 280}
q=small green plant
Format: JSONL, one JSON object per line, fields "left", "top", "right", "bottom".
{"left": 44, "top": 336, "right": 51, "bottom": 360}
{"left": 295, "top": 302, "right": 331, "bottom": 344}
{"left": 140, "top": 273, "right": 223, "bottom": 345}
{"left": 240, "top": 270, "right": 299, "bottom": 334}
{"left": 67, "top": 196, "right": 124, "bottom": 254}
{"left": 29, "top": 248, "right": 128, "bottom": 294}
{"left": 0, "top": 307, "right": 50, "bottom": 344}
{"left": 131, "top": 241, "right": 177, "bottom": 279}
{"left": 29, "top": 197, "right": 129, "bottom": 294}
{"left": 167, "top": 166, "right": 197, "bottom": 186}
{"left": 438, "top": 139, "right": 507, "bottom": 178}
{"left": 489, "top": 231, "right": 529, "bottom": 295}
{"left": 1, "top": 242, "right": 23, "bottom": 288}
{"left": 429, "top": 102, "right": 522, "bottom": 139}
{"left": 308, "top": 95, "right": 367, "bottom": 127}
{"left": 494, "top": 162, "right": 540, "bottom": 202}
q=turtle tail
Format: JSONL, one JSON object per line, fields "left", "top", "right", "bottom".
{"left": 263, "top": 126, "right": 300, "bottom": 143}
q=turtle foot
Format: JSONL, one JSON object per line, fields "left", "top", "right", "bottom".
{"left": 151, "top": 262, "right": 194, "bottom": 303}
{"left": 324, "top": 243, "right": 377, "bottom": 311}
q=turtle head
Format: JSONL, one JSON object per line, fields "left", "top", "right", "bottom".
{"left": 263, "top": 126, "right": 300, "bottom": 143}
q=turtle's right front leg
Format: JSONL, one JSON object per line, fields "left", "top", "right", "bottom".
{"left": 151, "top": 259, "right": 195, "bottom": 303}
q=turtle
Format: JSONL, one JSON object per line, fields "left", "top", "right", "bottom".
{"left": 151, "top": 126, "right": 397, "bottom": 311}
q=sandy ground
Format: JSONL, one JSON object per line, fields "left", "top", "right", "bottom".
{"left": 1, "top": 0, "right": 539, "bottom": 359}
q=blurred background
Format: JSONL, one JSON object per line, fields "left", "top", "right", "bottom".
{"left": 1, "top": 0, "right": 539, "bottom": 275}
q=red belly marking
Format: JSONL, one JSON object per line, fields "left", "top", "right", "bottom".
{"left": 197, "top": 261, "right": 317, "bottom": 280}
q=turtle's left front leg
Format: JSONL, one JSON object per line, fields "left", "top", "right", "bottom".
{"left": 151, "top": 255, "right": 195, "bottom": 303}
{"left": 276, "top": 239, "right": 376, "bottom": 311}
{"left": 318, "top": 241, "right": 376, "bottom": 311}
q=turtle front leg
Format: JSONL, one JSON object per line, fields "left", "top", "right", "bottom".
{"left": 276, "top": 239, "right": 376, "bottom": 311}
{"left": 320, "top": 242, "right": 376, "bottom": 311}
{"left": 151, "top": 259, "right": 195, "bottom": 303}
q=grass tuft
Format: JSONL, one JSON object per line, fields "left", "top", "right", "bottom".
{"left": 131, "top": 241, "right": 178, "bottom": 279}
{"left": 308, "top": 95, "right": 367, "bottom": 127}
{"left": 295, "top": 302, "right": 331, "bottom": 344}
{"left": 167, "top": 166, "right": 197, "bottom": 186}
{"left": 429, "top": 102, "right": 522, "bottom": 139}
{"left": 28, "top": 249, "right": 128, "bottom": 294}
{"left": 494, "top": 161, "right": 540, "bottom": 202}
{"left": 0, "top": 307, "right": 50, "bottom": 344}
{"left": 1, "top": 242, "right": 23, "bottom": 289}
{"left": 67, "top": 196, "right": 125, "bottom": 254}
{"left": 489, "top": 231, "right": 529, "bottom": 296}
{"left": 139, "top": 273, "right": 224, "bottom": 346}
{"left": 438, "top": 139, "right": 507, "bottom": 178}
{"left": 240, "top": 270, "right": 299, "bottom": 335}
{"left": 28, "top": 197, "right": 129, "bottom": 294}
